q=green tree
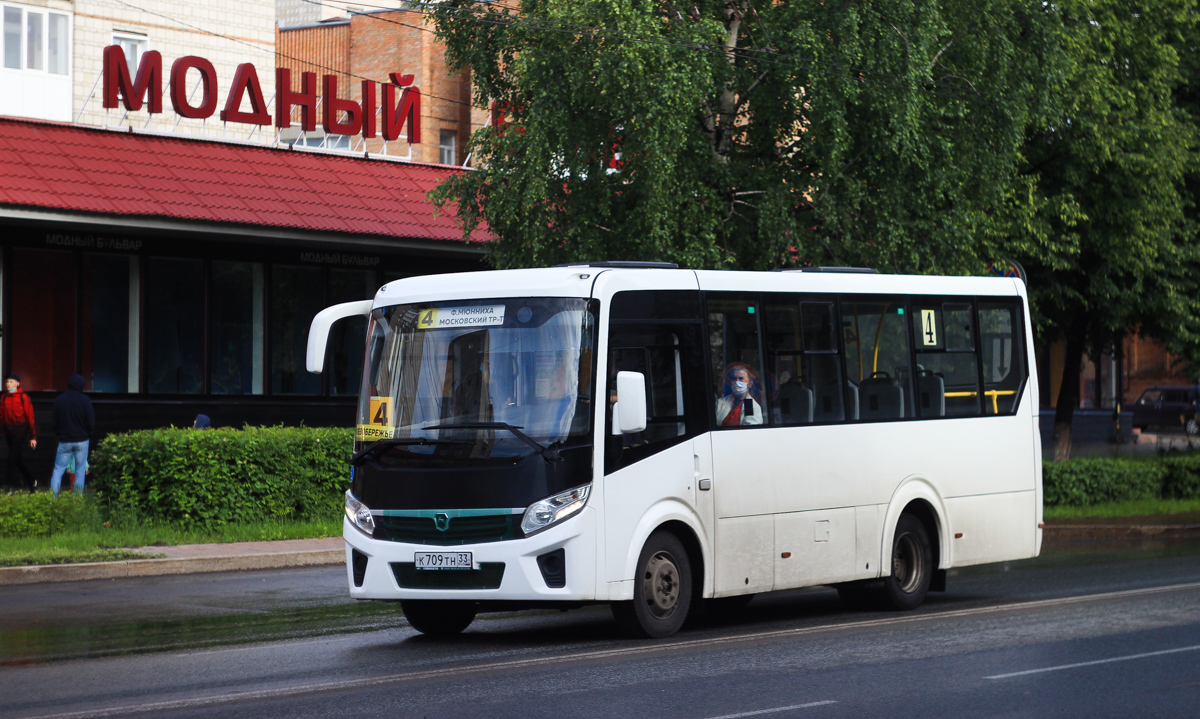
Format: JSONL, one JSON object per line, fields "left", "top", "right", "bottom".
{"left": 1010, "top": 0, "right": 1200, "bottom": 459}
{"left": 429, "top": 0, "right": 1063, "bottom": 273}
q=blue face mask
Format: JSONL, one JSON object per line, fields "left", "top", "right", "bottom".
{"left": 6, "top": 387, "right": 15, "bottom": 393}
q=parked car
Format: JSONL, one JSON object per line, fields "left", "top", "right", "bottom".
{"left": 1131, "top": 385, "right": 1200, "bottom": 436}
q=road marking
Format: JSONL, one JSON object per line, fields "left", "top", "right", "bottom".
{"left": 24, "top": 580, "right": 1200, "bottom": 719}
{"left": 705, "top": 701, "right": 837, "bottom": 719}
{"left": 985, "top": 644, "right": 1200, "bottom": 680}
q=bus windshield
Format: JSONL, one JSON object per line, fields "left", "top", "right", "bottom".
{"left": 357, "top": 297, "right": 595, "bottom": 461}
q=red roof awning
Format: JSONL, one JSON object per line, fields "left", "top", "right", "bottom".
{"left": 0, "top": 117, "right": 490, "bottom": 243}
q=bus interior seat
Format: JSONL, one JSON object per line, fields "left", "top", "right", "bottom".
{"left": 859, "top": 372, "right": 904, "bottom": 420}
{"left": 843, "top": 381, "right": 860, "bottom": 421}
{"left": 917, "top": 370, "right": 945, "bottom": 417}
{"left": 778, "top": 381, "right": 814, "bottom": 424}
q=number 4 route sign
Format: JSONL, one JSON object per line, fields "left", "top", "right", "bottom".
{"left": 369, "top": 396, "right": 391, "bottom": 425}
{"left": 921, "top": 309, "right": 938, "bottom": 346}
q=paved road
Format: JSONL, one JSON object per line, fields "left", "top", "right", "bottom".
{"left": 3, "top": 541, "right": 1200, "bottom": 718}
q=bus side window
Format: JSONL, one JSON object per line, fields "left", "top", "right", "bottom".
{"left": 911, "top": 300, "right": 982, "bottom": 418}
{"left": 708, "top": 294, "right": 770, "bottom": 428}
{"left": 841, "top": 297, "right": 915, "bottom": 421}
{"left": 764, "top": 298, "right": 844, "bottom": 425}
{"left": 978, "top": 299, "right": 1027, "bottom": 414}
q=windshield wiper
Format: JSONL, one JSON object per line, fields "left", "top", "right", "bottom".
{"left": 351, "top": 436, "right": 471, "bottom": 465}
{"left": 422, "top": 422, "right": 563, "bottom": 462}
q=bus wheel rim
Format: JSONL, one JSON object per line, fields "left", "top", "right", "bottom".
{"left": 893, "top": 533, "right": 923, "bottom": 594}
{"left": 644, "top": 551, "right": 680, "bottom": 619}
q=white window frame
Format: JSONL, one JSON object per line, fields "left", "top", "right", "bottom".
{"left": 111, "top": 31, "right": 148, "bottom": 69}
{"left": 0, "top": 3, "right": 71, "bottom": 76}
{"left": 439, "top": 130, "right": 457, "bottom": 165}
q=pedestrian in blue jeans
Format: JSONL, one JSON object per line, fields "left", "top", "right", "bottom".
{"left": 50, "top": 374, "right": 94, "bottom": 497}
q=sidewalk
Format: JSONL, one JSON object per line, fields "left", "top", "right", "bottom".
{"left": 0, "top": 537, "right": 344, "bottom": 586}
{"left": 2, "top": 517, "right": 1200, "bottom": 586}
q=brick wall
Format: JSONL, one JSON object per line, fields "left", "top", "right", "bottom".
{"left": 275, "top": 8, "right": 480, "bottom": 165}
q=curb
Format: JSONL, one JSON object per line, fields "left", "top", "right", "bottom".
{"left": 1043, "top": 524, "right": 1200, "bottom": 543}
{"left": 0, "top": 548, "right": 344, "bottom": 586}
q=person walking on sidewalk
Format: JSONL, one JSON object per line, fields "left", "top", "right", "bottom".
{"left": 50, "top": 374, "right": 93, "bottom": 498}
{"left": 1, "top": 374, "right": 36, "bottom": 490}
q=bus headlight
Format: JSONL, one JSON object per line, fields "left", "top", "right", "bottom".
{"left": 344, "top": 490, "right": 375, "bottom": 536}
{"left": 521, "top": 485, "right": 590, "bottom": 536}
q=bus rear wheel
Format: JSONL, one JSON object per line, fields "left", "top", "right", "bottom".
{"left": 879, "top": 515, "right": 932, "bottom": 611}
{"left": 612, "top": 531, "right": 693, "bottom": 638}
{"left": 400, "top": 600, "right": 477, "bottom": 636}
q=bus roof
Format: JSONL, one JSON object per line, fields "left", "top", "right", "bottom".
{"left": 372, "top": 267, "right": 1026, "bottom": 307}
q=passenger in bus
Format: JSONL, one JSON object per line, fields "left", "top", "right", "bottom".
{"left": 715, "top": 362, "right": 764, "bottom": 427}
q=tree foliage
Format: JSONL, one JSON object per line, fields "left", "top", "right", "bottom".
{"left": 1009, "top": 1, "right": 1200, "bottom": 457}
{"left": 430, "top": 0, "right": 1063, "bottom": 273}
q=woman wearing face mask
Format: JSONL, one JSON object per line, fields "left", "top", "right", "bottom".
{"left": 715, "top": 362, "right": 763, "bottom": 427}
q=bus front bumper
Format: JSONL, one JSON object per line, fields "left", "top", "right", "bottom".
{"left": 342, "top": 507, "right": 598, "bottom": 602}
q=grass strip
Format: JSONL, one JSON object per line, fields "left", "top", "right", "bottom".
{"left": 1044, "top": 498, "right": 1200, "bottom": 520}
{"left": 0, "top": 518, "right": 341, "bottom": 567}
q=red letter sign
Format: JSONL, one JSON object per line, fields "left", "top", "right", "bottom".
{"left": 322, "top": 75, "right": 362, "bottom": 136}
{"left": 220, "top": 63, "right": 271, "bottom": 125}
{"left": 276, "top": 68, "right": 318, "bottom": 132}
{"left": 360, "top": 80, "right": 377, "bottom": 139}
{"left": 102, "top": 45, "right": 163, "bottom": 113}
{"left": 382, "top": 74, "right": 420, "bottom": 144}
{"left": 169, "top": 56, "right": 218, "bottom": 119}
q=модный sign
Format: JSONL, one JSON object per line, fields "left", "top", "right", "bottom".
{"left": 101, "top": 46, "right": 420, "bottom": 144}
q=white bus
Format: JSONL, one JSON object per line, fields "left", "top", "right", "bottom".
{"left": 307, "top": 263, "right": 1041, "bottom": 638}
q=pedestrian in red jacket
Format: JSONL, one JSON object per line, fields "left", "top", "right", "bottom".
{"left": 1, "top": 374, "right": 37, "bottom": 490}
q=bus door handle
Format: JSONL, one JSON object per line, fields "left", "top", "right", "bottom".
{"left": 698, "top": 478, "right": 712, "bottom": 491}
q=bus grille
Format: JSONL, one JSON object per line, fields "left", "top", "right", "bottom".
{"left": 392, "top": 562, "right": 505, "bottom": 590}
{"left": 374, "top": 513, "right": 517, "bottom": 545}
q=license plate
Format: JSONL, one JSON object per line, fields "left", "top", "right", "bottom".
{"left": 414, "top": 551, "right": 473, "bottom": 570}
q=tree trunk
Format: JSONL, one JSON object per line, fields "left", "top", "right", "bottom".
{"left": 1052, "top": 330, "right": 1086, "bottom": 461}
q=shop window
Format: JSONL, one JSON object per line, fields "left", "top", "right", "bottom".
{"left": 841, "top": 298, "right": 915, "bottom": 421}
{"left": 210, "top": 261, "right": 264, "bottom": 395}
{"left": 9, "top": 248, "right": 76, "bottom": 391}
{"left": 271, "top": 265, "right": 324, "bottom": 395}
{"left": 81, "top": 254, "right": 139, "bottom": 393}
{"left": 145, "top": 257, "right": 204, "bottom": 394}
{"left": 327, "top": 268, "right": 377, "bottom": 395}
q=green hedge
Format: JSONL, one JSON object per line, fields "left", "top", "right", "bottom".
{"left": 90, "top": 426, "right": 353, "bottom": 528}
{"left": 1043, "top": 453, "right": 1200, "bottom": 506}
{"left": 0, "top": 492, "right": 97, "bottom": 538}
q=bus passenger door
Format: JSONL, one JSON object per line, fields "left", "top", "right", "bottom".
{"left": 692, "top": 432, "right": 715, "bottom": 593}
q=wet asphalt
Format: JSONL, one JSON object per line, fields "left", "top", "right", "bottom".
{"left": 2, "top": 538, "right": 1200, "bottom": 718}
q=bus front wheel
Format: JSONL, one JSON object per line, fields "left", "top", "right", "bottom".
{"left": 612, "top": 531, "right": 693, "bottom": 638}
{"left": 400, "top": 600, "right": 477, "bottom": 636}
{"left": 879, "top": 515, "right": 932, "bottom": 611}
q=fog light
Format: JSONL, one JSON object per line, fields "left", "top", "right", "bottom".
{"left": 344, "top": 490, "right": 375, "bottom": 536}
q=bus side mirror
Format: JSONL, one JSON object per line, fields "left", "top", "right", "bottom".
{"left": 307, "top": 300, "right": 374, "bottom": 374}
{"left": 612, "top": 371, "right": 648, "bottom": 435}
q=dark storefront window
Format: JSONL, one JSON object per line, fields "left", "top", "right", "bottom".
{"left": 81, "top": 254, "right": 138, "bottom": 392}
{"left": 327, "top": 268, "right": 377, "bottom": 396}
{"left": 146, "top": 257, "right": 204, "bottom": 393}
{"left": 9, "top": 248, "right": 76, "bottom": 391}
{"left": 271, "top": 265, "right": 324, "bottom": 395}
{"left": 210, "top": 261, "right": 264, "bottom": 395}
